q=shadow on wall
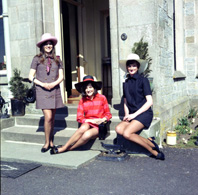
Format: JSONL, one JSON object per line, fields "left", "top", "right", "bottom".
{"left": 113, "top": 96, "right": 125, "bottom": 119}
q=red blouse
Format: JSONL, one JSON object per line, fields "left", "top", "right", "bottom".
{"left": 77, "top": 93, "right": 112, "bottom": 125}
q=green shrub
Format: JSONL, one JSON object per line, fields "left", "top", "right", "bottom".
{"left": 188, "top": 108, "right": 198, "bottom": 119}
{"left": 9, "top": 68, "right": 28, "bottom": 100}
{"left": 175, "top": 116, "right": 191, "bottom": 134}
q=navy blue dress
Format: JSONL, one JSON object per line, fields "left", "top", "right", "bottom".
{"left": 123, "top": 73, "right": 153, "bottom": 129}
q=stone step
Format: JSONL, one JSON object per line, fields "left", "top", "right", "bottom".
{"left": 14, "top": 114, "right": 122, "bottom": 130}
{"left": 25, "top": 104, "right": 117, "bottom": 116}
{"left": 1, "top": 126, "right": 117, "bottom": 151}
{"left": 1, "top": 118, "right": 160, "bottom": 151}
{"left": 25, "top": 104, "right": 79, "bottom": 115}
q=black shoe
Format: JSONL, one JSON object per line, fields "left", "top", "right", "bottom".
{"left": 156, "top": 152, "right": 165, "bottom": 160}
{"left": 41, "top": 146, "right": 50, "bottom": 153}
{"left": 57, "top": 145, "right": 63, "bottom": 148}
{"left": 148, "top": 137, "right": 160, "bottom": 153}
{"left": 50, "top": 146, "right": 59, "bottom": 155}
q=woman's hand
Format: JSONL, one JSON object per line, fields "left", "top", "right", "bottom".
{"left": 42, "top": 83, "right": 56, "bottom": 90}
{"left": 42, "top": 83, "right": 50, "bottom": 90}
{"left": 43, "top": 69, "right": 63, "bottom": 90}
{"left": 123, "top": 113, "right": 137, "bottom": 122}
{"left": 86, "top": 118, "right": 107, "bottom": 125}
{"left": 47, "top": 83, "right": 56, "bottom": 90}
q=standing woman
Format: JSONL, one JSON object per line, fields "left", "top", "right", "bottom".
{"left": 50, "top": 75, "right": 112, "bottom": 154}
{"left": 115, "top": 53, "right": 165, "bottom": 160}
{"left": 29, "top": 33, "right": 65, "bottom": 153}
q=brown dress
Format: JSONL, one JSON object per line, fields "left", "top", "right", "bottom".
{"left": 30, "top": 56, "right": 65, "bottom": 109}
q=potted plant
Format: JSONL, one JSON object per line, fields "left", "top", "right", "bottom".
{"left": 132, "top": 37, "right": 154, "bottom": 91}
{"left": 9, "top": 68, "right": 28, "bottom": 116}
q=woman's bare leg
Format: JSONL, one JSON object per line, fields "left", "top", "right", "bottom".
{"left": 122, "top": 120, "right": 158, "bottom": 156}
{"left": 115, "top": 121, "right": 130, "bottom": 135}
{"left": 42, "top": 109, "right": 54, "bottom": 149}
{"left": 49, "top": 109, "right": 56, "bottom": 147}
{"left": 58, "top": 123, "right": 91, "bottom": 153}
{"left": 68, "top": 128, "right": 98, "bottom": 151}
{"left": 116, "top": 120, "right": 158, "bottom": 156}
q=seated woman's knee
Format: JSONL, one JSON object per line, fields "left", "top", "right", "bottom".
{"left": 78, "top": 123, "right": 89, "bottom": 133}
{"left": 115, "top": 124, "right": 123, "bottom": 135}
{"left": 81, "top": 131, "right": 92, "bottom": 141}
{"left": 123, "top": 131, "right": 136, "bottom": 141}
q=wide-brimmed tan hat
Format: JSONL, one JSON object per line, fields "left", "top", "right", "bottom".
{"left": 119, "top": 53, "right": 148, "bottom": 74}
{"left": 75, "top": 75, "right": 102, "bottom": 93}
{"left": 36, "top": 33, "right": 58, "bottom": 48}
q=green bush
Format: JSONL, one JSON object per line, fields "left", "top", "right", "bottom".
{"left": 9, "top": 68, "right": 28, "bottom": 100}
{"left": 175, "top": 116, "right": 190, "bottom": 134}
{"left": 188, "top": 108, "right": 198, "bottom": 119}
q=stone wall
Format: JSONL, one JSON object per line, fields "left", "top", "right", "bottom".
{"left": 110, "top": 0, "right": 198, "bottom": 138}
{"left": 184, "top": 0, "right": 198, "bottom": 101}
{"left": 7, "top": 0, "right": 55, "bottom": 78}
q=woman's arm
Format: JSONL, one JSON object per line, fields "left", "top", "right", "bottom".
{"left": 29, "top": 69, "right": 45, "bottom": 87}
{"left": 77, "top": 99, "right": 86, "bottom": 124}
{"left": 134, "top": 95, "right": 153, "bottom": 116}
{"left": 125, "top": 95, "right": 153, "bottom": 121}
{"left": 86, "top": 96, "right": 112, "bottom": 125}
{"left": 123, "top": 98, "right": 129, "bottom": 121}
{"left": 124, "top": 98, "right": 129, "bottom": 116}
{"left": 48, "top": 69, "right": 64, "bottom": 90}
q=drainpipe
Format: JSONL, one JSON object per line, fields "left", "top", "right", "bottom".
{"left": 53, "top": 0, "right": 66, "bottom": 103}
{"left": 2, "top": 0, "right": 11, "bottom": 84}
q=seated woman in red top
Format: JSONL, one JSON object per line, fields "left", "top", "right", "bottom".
{"left": 50, "top": 75, "right": 112, "bottom": 154}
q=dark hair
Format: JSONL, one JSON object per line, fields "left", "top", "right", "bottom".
{"left": 81, "top": 83, "right": 98, "bottom": 98}
{"left": 126, "top": 60, "right": 140, "bottom": 69}
{"left": 36, "top": 42, "right": 60, "bottom": 65}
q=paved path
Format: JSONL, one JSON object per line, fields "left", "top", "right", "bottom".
{"left": 1, "top": 140, "right": 198, "bottom": 195}
{"left": 1, "top": 137, "right": 100, "bottom": 169}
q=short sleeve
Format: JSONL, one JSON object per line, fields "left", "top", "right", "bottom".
{"left": 58, "top": 59, "right": 63, "bottom": 69}
{"left": 30, "top": 56, "right": 39, "bottom": 70}
{"left": 143, "top": 77, "right": 152, "bottom": 96}
{"left": 56, "top": 56, "right": 63, "bottom": 69}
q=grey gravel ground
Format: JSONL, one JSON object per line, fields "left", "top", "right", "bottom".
{"left": 1, "top": 147, "right": 198, "bottom": 195}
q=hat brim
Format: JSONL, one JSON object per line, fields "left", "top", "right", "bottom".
{"left": 36, "top": 37, "right": 58, "bottom": 48}
{"left": 75, "top": 81, "right": 102, "bottom": 93}
{"left": 119, "top": 59, "right": 148, "bottom": 74}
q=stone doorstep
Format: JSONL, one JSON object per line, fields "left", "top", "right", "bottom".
{"left": 1, "top": 118, "right": 160, "bottom": 152}
{"left": 25, "top": 105, "right": 78, "bottom": 115}
{"left": 14, "top": 114, "right": 122, "bottom": 129}
{"left": 1, "top": 126, "right": 117, "bottom": 151}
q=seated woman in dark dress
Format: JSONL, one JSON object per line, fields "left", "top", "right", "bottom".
{"left": 115, "top": 53, "right": 165, "bottom": 160}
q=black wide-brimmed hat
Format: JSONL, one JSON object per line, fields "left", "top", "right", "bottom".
{"left": 75, "top": 75, "right": 102, "bottom": 93}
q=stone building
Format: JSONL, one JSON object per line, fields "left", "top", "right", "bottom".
{"left": 0, "top": 0, "right": 197, "bottom": 138}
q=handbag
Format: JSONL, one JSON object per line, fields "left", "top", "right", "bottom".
{"left": 25, "top": 81, "right": 36, "bottom": 103}
{"left": 99, "top": 121, "right": 110, "bottom": 140}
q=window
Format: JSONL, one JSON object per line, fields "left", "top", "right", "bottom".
{"left": 0, "top": 0, "right": 6, "bottom": 71}
{"left": 173, "top": 0, "right": 186, "bottom": 80}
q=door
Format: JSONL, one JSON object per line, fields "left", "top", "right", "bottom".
{"left": 62, "top": 0, "right": 80, "bottom": 98}
{"left": 60, "top": 0, "right": 111, "bottom": 103}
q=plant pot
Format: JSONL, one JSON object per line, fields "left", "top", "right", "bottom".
{"left": 11, "top": 99, "right": 25, "bottom": 116}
